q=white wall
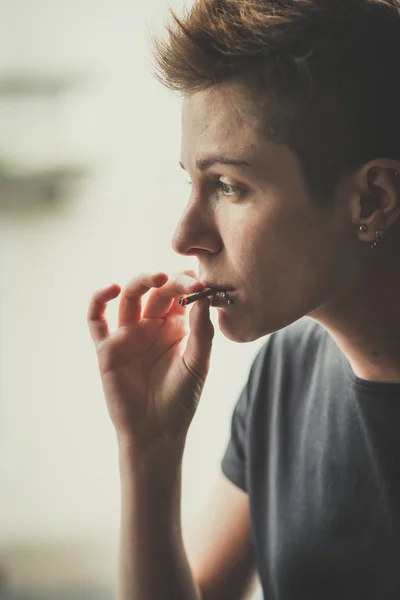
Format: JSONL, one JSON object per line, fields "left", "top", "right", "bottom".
{"left": 0, "top": 0, "right": 265, "bottom": 592}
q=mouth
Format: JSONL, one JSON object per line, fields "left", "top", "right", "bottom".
{"left": 209, "top": 290, "right": 236, "bottom": 307}
{"left": 199, "top": 281, "right": 236, "bottom": 307}
{"left": 200, "top": 281, "right": 235, "bottom": 292}
{"left": 178, "top": 281, "right": 236, "bottom": 308}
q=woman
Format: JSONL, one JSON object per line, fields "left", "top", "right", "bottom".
{"left": 88, "top": 1, "right": 400, "bottom": 598}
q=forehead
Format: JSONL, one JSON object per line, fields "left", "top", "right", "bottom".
{"left": 181, "top": 81, "right": 261, "bottom": 154}
{"left": 180, "top": 81, "right": 305, "bottom": 189}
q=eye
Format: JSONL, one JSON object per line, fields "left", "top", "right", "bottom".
{"left": 216, "top": 180, "right": 241, "bottom": 196}
{"left": 185, "top": 179, "right": 242, "bottom": 197}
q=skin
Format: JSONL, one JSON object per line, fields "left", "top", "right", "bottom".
{"left": 173, "top": 80, "right": 400, "bottom": 383}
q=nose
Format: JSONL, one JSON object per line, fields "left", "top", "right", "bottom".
{"left": 171, "top": 198, "right": 220, "bottom": 257}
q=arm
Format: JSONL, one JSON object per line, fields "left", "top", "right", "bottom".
{"left": 184, "top": 472, "right": 259, "bottom": 600}
{"left": 117, "top": 440, "right": 202, "bottom": 600}
{"left": 87, "top": 273, "right": 250, "bottom": 599}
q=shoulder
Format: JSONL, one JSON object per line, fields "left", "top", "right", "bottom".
{"left": 254, "top": 317, "right": 330, "bottom": 362}
{"left": 270, "top": 316, "right": 330, "bottom": 353}
{"left": 251, "top": 317, "right": 334, "bottom": 386}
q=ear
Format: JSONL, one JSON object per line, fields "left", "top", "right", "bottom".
{"left": 350, "top": 159, "right": 400, "bottom": 245}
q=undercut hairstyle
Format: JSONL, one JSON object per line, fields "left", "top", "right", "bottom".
{"left": 151, "top": 0, "right": 400, "bottom": 205}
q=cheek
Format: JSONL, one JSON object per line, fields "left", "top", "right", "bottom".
{"left": 224, "top": 207, "right": 279, "bottom": 269}
{"left": 222, "top": 202, "right": 336, "bottom": 288}
{"left": 239, "top": 216, "right": 336, "bottom": 299}
{"left": 225, "top": 222, "right": 263, "bottom": 275}
{"left": 219, "top": 208, "right": 282, "bottom": 300}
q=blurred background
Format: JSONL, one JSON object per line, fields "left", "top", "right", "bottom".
{"left": 0, "top": 0, "right": 265, "bottom": 598}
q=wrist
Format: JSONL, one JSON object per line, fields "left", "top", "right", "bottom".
{"left": 117, "top": 434, "right": 186, "bottom": 470}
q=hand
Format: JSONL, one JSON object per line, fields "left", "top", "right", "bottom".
{"left": 87, "top": 271, "right": 214, "bottom": 454}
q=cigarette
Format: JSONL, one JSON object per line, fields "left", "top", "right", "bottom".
{"left": 178, "top": 288, "right": 217, "bottom": 307}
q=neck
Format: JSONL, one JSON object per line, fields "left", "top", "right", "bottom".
{"left": 310, "top": 252, "right": 400, "bottom": 384}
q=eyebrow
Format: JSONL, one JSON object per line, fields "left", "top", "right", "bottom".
{"left": 179, "top": 156, "right": 252, "bottom": 172}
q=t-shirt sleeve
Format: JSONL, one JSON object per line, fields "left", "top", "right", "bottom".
{"left": 221, "top": 382, "right": 250, "bottom": 491}
{"left": 221, "top": 342, "right": 269, "bottom": 492}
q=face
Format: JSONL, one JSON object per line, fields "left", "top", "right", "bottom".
{"left": 172, "top": 81, "right": 352, "bottom": 342}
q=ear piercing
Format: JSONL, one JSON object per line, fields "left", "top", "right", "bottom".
{"left": 357, "top": 169, "right": 398, "bottom": 248}
{"left": 358, "top": 224, "right": 384, "bottom": 249}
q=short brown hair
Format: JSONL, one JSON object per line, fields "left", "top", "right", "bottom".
{"left": 151, "top": 0, "right": 400, "bottom": 204}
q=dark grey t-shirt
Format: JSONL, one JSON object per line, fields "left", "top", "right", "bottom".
{"left": 221, "top": 317, "right": 400, "bottom": 600}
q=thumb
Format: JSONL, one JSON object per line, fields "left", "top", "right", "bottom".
{"left": 183, "top": 297, "right": 214, "bottom": 380}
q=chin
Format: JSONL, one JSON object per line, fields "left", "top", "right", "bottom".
{"left": 216, "top": 309, "right": 268, "bottom": 343}
{"left": 216, "top": 305, "right": 306, "bottom": 343}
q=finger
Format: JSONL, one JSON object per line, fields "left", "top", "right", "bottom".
{"left": 164, "top": 269, "right": 203, "bottom": 318}
{"left": 182, "top": 297, "right": 214, "bottom": 380}
{"left": 87, "top": 284, "right": 121, "bottom": 344}
{"left": 182, "top": 269, "right": 198, "bottom": 280}
{"left": 118, "top": 272, "right": 168, "bottom": 327}
{"left": 142, "top": 272, "right": 204, "bottom": 319}
{"left": 165, "top": 269, "right": 202, "bottom": 317}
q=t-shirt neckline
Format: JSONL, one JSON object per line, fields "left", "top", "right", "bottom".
{"left": 339, "top": 349, "right": 400, "bottom": 394}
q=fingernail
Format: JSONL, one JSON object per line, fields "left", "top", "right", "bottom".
{"left": 182, "top": 275, "right": 197, "bottom": 284}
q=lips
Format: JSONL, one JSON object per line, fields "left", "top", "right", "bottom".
{"left": 209, "top": 290, "right": 236, "bottom": 306}
{"left": 200, "top": 281, "right": 235, "bottom": 292}
{"left": 198, "top": 281, "right": 236, "bottom": 306}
